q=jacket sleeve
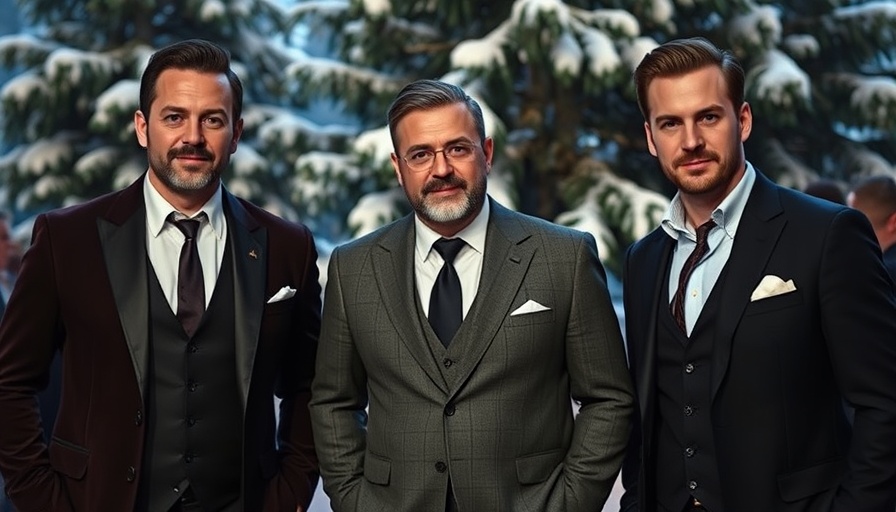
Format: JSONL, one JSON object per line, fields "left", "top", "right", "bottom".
{"left": 555, "top": 232, "right": 635, "bottom": 511}
{"left": 0, "top": 214, "right": 73, "bottom": 512}
{"left": 308, "top": 246, "right": 368, "bottom": 511}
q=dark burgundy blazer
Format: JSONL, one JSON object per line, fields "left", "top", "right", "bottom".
{"left": 0, "top": 175, "right": 321, "bottom": 511}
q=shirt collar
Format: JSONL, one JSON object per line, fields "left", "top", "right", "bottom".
{"left": 144, "top": 175, "right": 226, "bottom": 239}
{"left": 415, "top": 198, "right": 490, "bottom": 262}
{"left": 661, "top": 162, "right": 756, "bottom": 241}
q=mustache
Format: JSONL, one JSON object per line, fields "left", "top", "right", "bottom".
{"left": 674, "top": 151, "right": 719, "bottom": 168}
{"left": 168, "top": 147, "right": 213, "bottom": 160}
{"left": 422, "top": 174, "right": 467, "bottom": 194}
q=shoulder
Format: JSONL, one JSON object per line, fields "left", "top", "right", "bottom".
{"left": 491, "top": 201, "right": 591, "bottom": 246}
{"left": 233, "top": 196, "right": 313, "bottom": 240}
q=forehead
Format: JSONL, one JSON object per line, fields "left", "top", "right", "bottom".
{"left": 647, "top": 65, "right": 729, "bottom": 118}
{"left": 151, "top": 68, "right": 233, "bottom": 113}
{"left": 394, "top": 103, "right": 476, "bottom": 149}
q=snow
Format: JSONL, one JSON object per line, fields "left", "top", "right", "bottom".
{"left": 91, "top": 79, "right": 139, "bottom": 126}
{"left": 581, "top": 28, "right": 620, "bottom": 77}
{"left": 295, "top": 151, "right": 358, "bottom": 181}
{"left": 346, "top": 188, "right": 404, "bottom": 237}
{"left": 552, "top": 32, "right": 582, "bottom": 76}
{"left": 450, "top": 22, "right": 509, "bottom": 70}
{"left": 353, "top": 126, "right": 393, "bottom": 164}
{"left": 74, "top": 147, "right": 119, "bottom": 178}
{"left": 258, "top": 112, "right": 355, "bottom": 149}
{"left": 782, "top": 34, "right": 819, "bottom": 59}
{"left": 647, "top": 0, "right": 674, "bottom": 25}
{"left": 580, "top": 9, "right": 640, "bottom": 37}
{"left": 285, "top": 53, "right": 395, "bottom": 94}
{"left": 730, "top": 4, "right": 782, "bottom": 47}
{"left": 0, "top": 71, "right": 46, "bottom": 103}
{"left": 43, "top": 47, "right": 119, "bottom": 85}
{"left": 18, "top": 136, "right": 73, "bottom": 175}
{"left": 199, "top": 0, "right": 227, "bottom": 21}
{"left": 232, "top": 144, "right": 269, "bottom": 177}
{"left": 33, "top": 174, "right": 68, "bottom": 198}
{"left": 620, "top": 36, "right": 659, "bottom": 72}
{"left": 834, "top": 0, "right": 896, "bottom": 22}
{"left": 849, "top": 76, "right": 896, "bottom": 126}
{"left": 751, "top": 49, "right": 811, "bottom": 107}
{"left": 360, "top": 0, "right": 391, "bottom": 17}
{"left": 512, "top": 0, "right": 572, "bottom": 26}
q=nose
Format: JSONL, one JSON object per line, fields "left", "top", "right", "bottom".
{"left": 429, "top": 149, "right": 452, "bottom": 177}
{"left": 681, "top": 123, "right": 704, "bottom": 152}
{"left": 182, "top": 119, "right": 205, "bottom": 146}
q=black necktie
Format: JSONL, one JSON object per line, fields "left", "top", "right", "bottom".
{"left": 429, "top": 238, "right": 466, "bottom": 347}
{"left": 671, "top": 220, "right": 716, "bottom": 334}
{"left": 169, "top": 213, "right": 205, "bottom": 337}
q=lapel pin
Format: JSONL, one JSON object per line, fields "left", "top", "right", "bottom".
{"left": 249, "top": 249, "right": 258, "bottom": 260}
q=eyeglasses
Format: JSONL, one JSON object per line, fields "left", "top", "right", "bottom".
{"left": 400, "top": 142, "right": 480, "bottom": 172}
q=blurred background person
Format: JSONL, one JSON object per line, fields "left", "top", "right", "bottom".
{"left": 803, "top": 179, "right": 845, "bottom": 205}
{"left": 847, "top": 175, "right": 896, "bottom": 284}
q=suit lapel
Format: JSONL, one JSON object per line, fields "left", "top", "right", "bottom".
{"left": 223, "top": 192, "right": 266, "bottom": 410}
{"left": 633, "top": 231, "right": 674, "bottom": 425}
{"left": 711, "top": 172, "right": 785, "bottom": 401}
{"left": 372, "top": 216, "right": 451, "bottom": 393}
{"left": 98, "top": 177, "right": 150, "bottom": 399}
{"left": 446, "top": 201, "right": 535, "bottom": 397}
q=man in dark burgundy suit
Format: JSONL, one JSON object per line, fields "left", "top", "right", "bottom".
{"left": 0, "top": 39, "right": 320, "bottom": 512}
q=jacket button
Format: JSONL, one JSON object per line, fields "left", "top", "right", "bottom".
{"left": 434, "top": 461, "right": 448, "bottom": 473}
{"left": 184, "top": 453, "right": 194, "bottom": 463}
{"left": 688, "top": 480, "right": 698, "bottom": 491}
{"left": 684, "top": 363, "right": 695, "bottom": 374}
{"left": 188, "top": 380, "right": 198, "bottom": 392}
{"left": 135, "top": 410, "right": 143, "bottom": 426}
{"left": 442, "top": 358, "right": 453, "bottom": 368}
{"left": 444, "top": 404, "right": 455, "bottom": 416}
{"left": 684, "top": 405, "right": 694, "bottom": 416}
{"left": 685, "top": 447, "right": 695, "bottom": 458}
{"left": 126, "top": 466, "right": 136, "bottom": 482}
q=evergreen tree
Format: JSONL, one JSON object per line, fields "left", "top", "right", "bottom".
{"left": 283, "top": 0, "right": 896, "bottom": 272}
{"left": 1, "top": 0, "right": 895, "bottom": 272}
{"left": 0, "top": 0, "right": 339, "bottom": 226}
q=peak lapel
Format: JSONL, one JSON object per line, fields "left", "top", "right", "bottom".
{"left": 224, "top": 192, "right": 266, "bottom": 411}
{"left": 99, "top": 177, "right": 150, "bottom": 399}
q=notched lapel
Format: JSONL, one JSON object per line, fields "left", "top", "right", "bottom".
{"left": 372, "top": 218, "right": 450, "bottom": 394}
{"left": 712, "top": 174, "right": 785, "bottom": 401}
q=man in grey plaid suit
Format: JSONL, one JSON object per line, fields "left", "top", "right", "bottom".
{"left": 309, "top": 79, "right": 634, "bottom": 512}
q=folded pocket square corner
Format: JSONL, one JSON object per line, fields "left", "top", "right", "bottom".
{"left": 750, "top": 275, "right": 796, "bottom": 302}
{"left": 510, "top": 299, "right": 551, "bottom": 316}
{"left": 267, "top": 286, "right": 297, "bottom": 304}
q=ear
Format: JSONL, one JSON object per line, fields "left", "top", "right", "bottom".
{"left": 483, "top": 137, "right": 495, "bottom": 175}
{"left": 644, "top": 121, "right": 658, "bottom": 157}
{"left": 886, "top": 210, "right": 896, "bottom": 235}
{"left": 230, "top": 118, "right": 244, "bottom": 154}
{"left": 134, "top": 110, "right": 148, "bottom": 148}
{"left": 739, "top": 102, "right": 753, "bottom": 142}
{"left": 390, "top": 152, "right": 404, "bottom": 188}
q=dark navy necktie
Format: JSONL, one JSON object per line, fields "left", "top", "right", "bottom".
{"left": 429, "top": 238, "right": 466, "bottom": 347}
{"left": 169, "top": 213, "right": 205, "bottom": 337}
{"left": 671, "top": 220, "right": 715, "bottom": 334}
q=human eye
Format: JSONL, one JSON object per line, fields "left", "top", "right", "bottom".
{"left": 447, "top": 143, "right": 474, "bottom": 158}
{"left": 406, "top": 149, "right": 433, "bottom": 163}
{"left": 162, "top": 113, "right": 183, "bottom": 125}
{"left": 658, "top": 119, "right": 679, "bottom": 130}
{"left": 204, "top": 116, "right": 226, "bottom": 128}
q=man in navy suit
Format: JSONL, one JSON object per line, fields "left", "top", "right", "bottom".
{"left": 621, "top": 37, "right": 896, "bottom": 512}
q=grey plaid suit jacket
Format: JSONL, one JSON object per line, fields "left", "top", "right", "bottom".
{"left": 310, "top": 198, "right": 634, "bottom": 512}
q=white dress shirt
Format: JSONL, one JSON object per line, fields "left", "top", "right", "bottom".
{"left": 144, "top": 177, "right": 228, "bottom": 312}
{"left": 414, "top": 200, "right": 490, "bottom": 320}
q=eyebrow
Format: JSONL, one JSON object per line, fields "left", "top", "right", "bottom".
{"left": 404, "top": 136, "right": 475, "bottom": 153}
{"left": 158, "top": 105, "right": 230, "bottom": 119}
{"left": 654, "top": 105, "right": 725, "bottom": 124}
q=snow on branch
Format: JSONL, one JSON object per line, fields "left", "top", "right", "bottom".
{"left": 747, "top": 49, "right": 811, "bottom": 109}
{"left": 730, "top": 4, "right": 782, "bottom": 50}
{"left": 451, "top": 21, "right": 510, "bottom": 71}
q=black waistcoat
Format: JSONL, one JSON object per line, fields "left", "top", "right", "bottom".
{"left": 654, "top": 262, "right": 729, "bottom": 512}
{"left": 138, "top": 242, "right": 243, "bottom": 512}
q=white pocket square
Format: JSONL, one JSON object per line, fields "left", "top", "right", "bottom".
{"left": 510, "top": 299, "right": 551, "bottom": 316}
{"left": 750, "top": 275, "right": 796, "bottom": 302}
{"left": 267, "top": 286, "right": 296, "bottom": 304}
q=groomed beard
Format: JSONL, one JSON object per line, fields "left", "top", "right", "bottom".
{"left": 410, "top": 171, "right": 487, "bottom": 225}
{"left": 149, "top": 145, "right": 222, "bottom": 193}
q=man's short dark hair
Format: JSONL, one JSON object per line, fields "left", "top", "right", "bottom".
{"left": 633, "top": 37, "right": 745, "bottom": 121}
{"left": 139, "top": 39, "right": 243, "bottom": 126}
{"left": 387, "top": 79, "right": 486, "bottom": 151}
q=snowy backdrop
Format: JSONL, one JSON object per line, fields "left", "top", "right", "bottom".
{"left": 0, "top": 1, "right": 894, "bottom": 509}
